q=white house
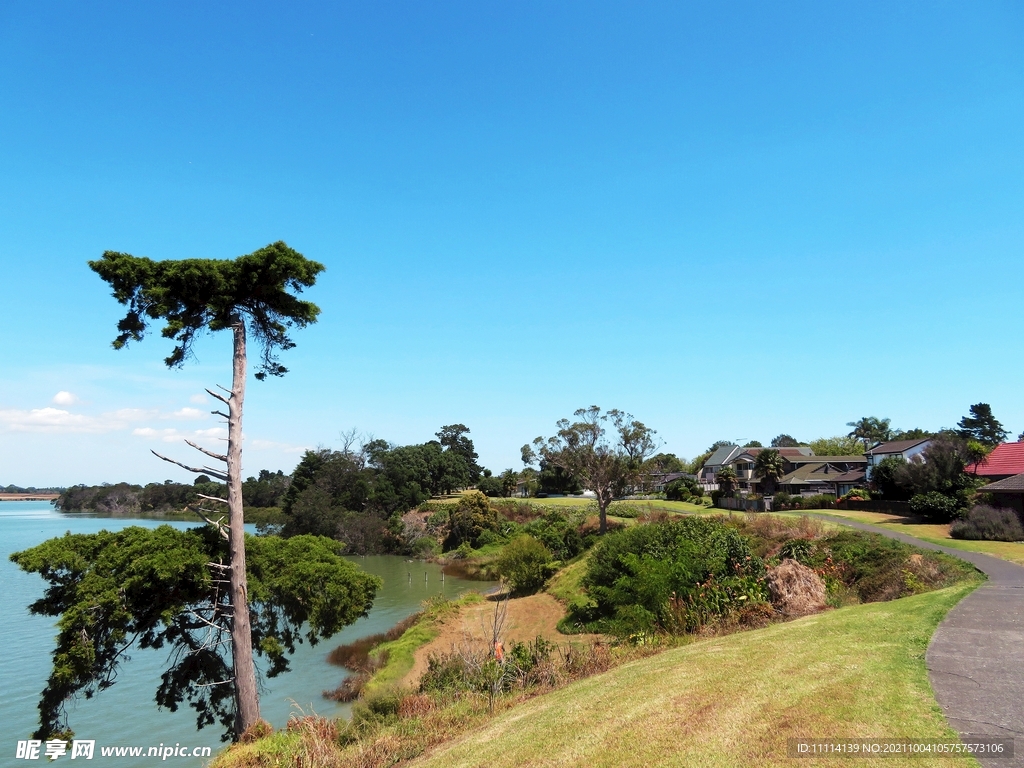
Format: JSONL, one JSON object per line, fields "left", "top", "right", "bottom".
{"left": 864, "top": 438, "right": 932, "bottom": 480}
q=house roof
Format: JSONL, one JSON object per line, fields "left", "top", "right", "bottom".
{"left": 703, "top": 445, "right": 742, "bottom": 467}
{"left": 831, "top": 469, "right": 867, "bottom": 483}
{"left": 866, "top": 439, "right": 931, "bottom": 456}
{"left": 966, "top": 442, "right": 1024, "bottom": 477}
{"left": 778, "top": 463, "right": 848, "bottom": 485}
{"left": 787, "top": 454, "right": 866, "bottom": 465}
{"left": 735, "top": 447, "right": 813, "bottom": 462}
{"left": 979, "top": 473, "right": 1024, "bottom": 493}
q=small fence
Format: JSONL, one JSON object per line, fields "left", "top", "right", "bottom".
{"left": 715, "top": 497, "right": 767, "bottom": 512}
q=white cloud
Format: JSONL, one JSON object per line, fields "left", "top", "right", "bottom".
{"left": 52, "top": 391, "right": 80, "bottom": 406}
{"left": 171, "top": 407, "right": 206, "bottom": 420}
{"left": 0, "top": 407, "right": 94, "bottom": 432}
{"left": 249, "top": 438, "right": 309, "bottom": 454}
{"left": 132, "top": 426, "right": 227, "bottom": 443}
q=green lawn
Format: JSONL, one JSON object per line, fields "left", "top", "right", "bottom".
{"left": 410, "top": 581, "right": 983, "bottom": 768}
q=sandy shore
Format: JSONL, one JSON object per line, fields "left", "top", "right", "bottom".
{"left": 0, "top": 493, "right": 59, "bottom": 501}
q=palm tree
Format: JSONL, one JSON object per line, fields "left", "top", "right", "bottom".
{"left": 716, "top": 466, "right": 738, "bottom": 498}
{"left": 847, "top": 416, "right": 892, "bottom": 450}
{"left": 754, "top": 449, "right": 786, "bottom": 496}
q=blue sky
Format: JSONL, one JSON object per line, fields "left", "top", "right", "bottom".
{"left": 1, "top": 2, "right": 1022, "bottom": 486}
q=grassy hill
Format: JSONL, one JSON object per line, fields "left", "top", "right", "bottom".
{"left": 408, "top": 582, "right": 981, "bottom": 768}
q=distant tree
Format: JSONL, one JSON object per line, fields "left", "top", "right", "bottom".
{"left": 770, "top": 434, "right": 801, "bottom": 448}
{"left": 890, "top": 427, "right": 934, "bottom": 441}
{"left": 531, "top": 407, "right": 658, "bottom": 533}
{"left": 435, "top": 424, "right": 482, "bottom": 483}
{"left": 744, "top": 440, "right": 763, "bottom": 448}
{"left": 716, "top": 466, "right": 738, "bottom": 498}
{"left": 847, "top": 417, "right": 892, "bottom": 449}
{"left": 753, "top": 449, "right": 786, "bottom": 495}
{"left": 89, "top": 242, "right": 324, "bottom": 737}
{"left": 648, "top": 452, "right": 685, "bottom": 474}
{"left": 706, "top": 440, "right": 734, "bottom": 453}
{"left": 957, "top": 403, "right": 1008, "bottom": 448}
{"left": 476, "top": 470, "right": 503, "bottom": 497}
{"left": 499, "top": 469, "right": 518, "bottom": 497}
{"left": 809, "top": 435, "right": 864, "bottom": 456}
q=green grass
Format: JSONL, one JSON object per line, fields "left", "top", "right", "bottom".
{"left": 410, "top": 580, "right": 984, "bottom": 768}
{"left": 362, "top": 593, "right": 484, "bottom": 698}
{"left": 545, "top": 554, "right": 590, "bottom": 604}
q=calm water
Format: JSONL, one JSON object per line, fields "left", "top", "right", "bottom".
{"left": 1, "top": 502, "right": 486, "bottom": 767}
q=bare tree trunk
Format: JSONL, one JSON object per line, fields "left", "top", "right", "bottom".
{"left": 228, "top": 320, "right": 260, "bottom": 737}
{"left": 598, "top": 492, "right": 609, "bottom": 534}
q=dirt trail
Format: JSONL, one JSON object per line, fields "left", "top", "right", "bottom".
{"left": 402, "top": 593, "right": 603, "bottom": 688}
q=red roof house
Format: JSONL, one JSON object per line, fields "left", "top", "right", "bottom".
{"left": 967, "top": 442, "right": 1024, "bottom": 480}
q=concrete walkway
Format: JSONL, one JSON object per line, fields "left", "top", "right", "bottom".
{"left": 812, "top": 515, "right": 1024, "bottom": 767}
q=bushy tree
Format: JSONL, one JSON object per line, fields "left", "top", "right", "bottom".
{"left": 809, "top": 435, "right": 864, "bottom": 456}
{"left": 445, "top": 491, "right": 503, "bottom": 550}
{"left": 495, "top": 535, "right": 553, "bottom": 595}
{"left": 771, "top": 434, "right": 801, "bottom": 448}
{"left": 10, "top": 527, "right": 379, "bottom": 741}
{"left": 957, "top": 403, "right": 1008, "bottom": 448}
{"left": 648, "top": 453, "right": 685, "bottom": 473}
{"left": 529, "top": 407, "right": 658, "bottom": 533}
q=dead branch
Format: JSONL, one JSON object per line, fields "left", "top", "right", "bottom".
{"left": 151, "top": 450, "right": 228, "bottom": 482}
{"left": 185, "top": 504, "right": 230, "bottom": 540}
{"left": 197, "top": 493, "right": 230, "bottom": 505}
{"left": 185, "top": 439, "right": 227, "bottom": 463}
{"left": 204, "top": 388, "right": 231, "bottom": 405}
{"left": 211, "top": 410, "right": 230, "bottom": 419}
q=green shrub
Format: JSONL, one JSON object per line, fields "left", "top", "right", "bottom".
{"left": 909, "top": 491, "right": 961, "bottom": 522}
{"left": 444, "top": 492, "right": 503, "bottom": 550}
{"left": 778, "top": 538, "right": 813, "bottom": 563}
{"left": 412, "top": 536, "right": 440, "bottom": 557}
{"left": 495, "top": 535, "right": 553, "bottom": 594}
{"left": 665, "top": 477, "right": 700, "bottom": 501}
{"left": 426, "top": 507, "right": 451, "bottom": 528}
{"left": 574, "top": 517, "right": 765, "bottom": 635}
{"left": 950, "top": 505, "right": 1024, "bottom": 542}
{"left": 522, "top": 509, "right": 587, "bottom": 560}
{"left": 807, "top": 530, "right": 971, "bottom": 603}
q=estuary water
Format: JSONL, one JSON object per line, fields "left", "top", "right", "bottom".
{"left": 1, "top": 501, "right": 486, "bottom": 767}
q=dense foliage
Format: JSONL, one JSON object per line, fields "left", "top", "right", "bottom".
{"left": 281, "top": 429, "right": 483, "bottom": 553}
{"left": 494, "top": 535, "right": 554, "bottom": 594}
{"left": 10, "top": 526, "right": 380, "bottom": 741}
{"left": 950, "top": 505, "right": 1024, "bottom": 542}
{"left": 869, "top": 436, "right": 981, "bottom": 518}
{"left": 567, "top": 517, "right": 764, "bottom": 635}
{"left": 55, "top": 472, "right": 289, "bottom": 516}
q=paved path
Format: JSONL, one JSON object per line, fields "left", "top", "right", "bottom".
{"left": 811, "top": 515, "right": 1024, "bottom": 767}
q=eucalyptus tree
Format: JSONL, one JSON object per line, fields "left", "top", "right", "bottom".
{"left": 87, "top": 241, "right": 324, "bottom": 736}
{"left": 527, "top": 406, "right": 658, "bottom": 533}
